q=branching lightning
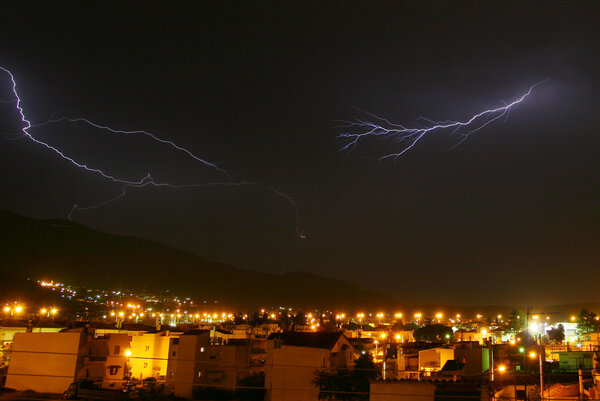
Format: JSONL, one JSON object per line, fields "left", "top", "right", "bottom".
{"left": 338, "top": 80, "right": 547, "bottom": 159}
{"left": 1, "top": 67, "right": 305, "bottom": 239}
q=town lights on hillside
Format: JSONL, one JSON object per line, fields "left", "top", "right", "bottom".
{"left": 394, "top": 312, "right": 403, "bottom": 318}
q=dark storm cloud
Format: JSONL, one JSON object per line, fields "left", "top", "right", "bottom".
{"left": 0, "top": 2, "right": 598, "bottom": 305}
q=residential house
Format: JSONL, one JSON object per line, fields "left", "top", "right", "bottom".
{"left": 0, "top": 319, "right": 64, "bottom": 368}
{"left": 418, "top": 347, "right": 454, "bottom": 374}
{"left": 5, "top": 328, "right": 130, "bottom": 394}
{"left": 129, "top": 330, "right": 180, "bottom": 381}
{"left": 166, "top": 330, "right": 252, "bottom": 399}
{"left": 264, "top": 332, "right": 354, "bottom": 401}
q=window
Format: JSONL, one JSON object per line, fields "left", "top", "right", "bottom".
{"left": 109, "top": 366, "right": 121, "bottom": 375}
{"left": 172, "top": 351, "right": 177, "bottom": 357}
{"left": 145, "top": 345, "right": 150, "bottom": 351}
{"left": 114, "top": 345, "right": 120, "bottom": 355}
{"left": 172, "top": 338, "right": 179, "bottom": 345}
{"left": 200, "top": 347, "right": 205, "bottom": 352}
{"left": 143, "top": 362, "right": 148, "bottom": 368}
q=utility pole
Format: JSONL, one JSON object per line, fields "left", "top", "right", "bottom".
{"left": 489, "top": 336, "right": 494, "bottom": 382}
{"left": 539, "top": 341, "right": 544, "bottom": 400}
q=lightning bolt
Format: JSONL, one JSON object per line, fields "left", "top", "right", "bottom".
{"left": 1, "top": 67, "right": 305, "bottom": 239}
{"left": 68, "top": 177, "right": 305, "bottom": 239}
{"left": 30, "top": 117, "right": 231, "bottom": 179}
{"left": 338, "top": 80, "right": 547, "bottom": 159}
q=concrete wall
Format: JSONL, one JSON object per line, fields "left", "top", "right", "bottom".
{"left": 370, "top": 381, "right": 436, "bottom": 401}
{"left": 5, "top": 331, "right": 84, "bottom": 394}
{"left": 167, "top": 333, "right": 252, "bottom": 399}
{"left": 130, "top": 332, "right": 174, "bottom": 380}
{"left": 265, "top": 343, "right": 330, "bottom": 401}
{"left": 455, "top": 347, "right": 489, "bottom": 375}
{"left": 418, "top": 348, "right": 454, "bottom": 372}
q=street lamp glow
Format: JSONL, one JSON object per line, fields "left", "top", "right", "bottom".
{"left": 40, "top": 308, "right": 47, "bottom": 314}
{"left": 125, "top": 349, "right": 132, "bottom": 357}
{"left": 529, "top": 352, "right": 537, "bottom": 359}
{"left": 14, "top": 306, "right": 23, "bottom": 313}
{"left": 498, "top": 365, "right": 506, "bottom": 373}
{"left": 3, "top": 306, "right": 10, "bottom": 313}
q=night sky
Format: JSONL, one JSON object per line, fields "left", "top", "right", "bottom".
{"left": 1, "top": 2, "right": 598, "bottom": 306}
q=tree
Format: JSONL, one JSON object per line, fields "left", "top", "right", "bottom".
{"left": 292, "top": 312, "right": 306, "bottom": 327}
{"left": 507, "top": 309, "right": 526, "bottom": 335}
{"left": 413, "top": 324, "right": 453, "bottom": 342}
{"left": 577, "top": 308, "right": 598, "bottom": 336}
{"left": 313, "top": 353, "right": 380, "bottom": 400}
{"left": 547, "top": 324, "right": 565, "bottom": 344}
